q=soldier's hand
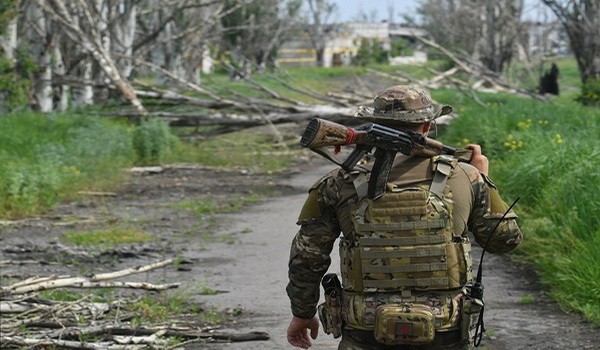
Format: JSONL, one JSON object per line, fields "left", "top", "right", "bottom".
{"left": 466, "top": 144, "right": 489, "bottom": 175}
{"left": 287, "top": 315, "right": 319, "bottom": 349}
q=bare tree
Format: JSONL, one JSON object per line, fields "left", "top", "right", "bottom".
{"left": 479, "top": 0, "right": 524, "bottom": 73}
{"left": 37, "top": 0, "right": 147, "bottom": 114}
{"left": 220, "top": 0, "right": 302, "bottom": 77}
{"left": 305, "top": 0, "right": 337, "bottom": 67}
{"left": 541, "top": 0, "right": 600, "bottom": 84}
{"left": 419, "top": 0, "right": 525, "bottom": 73}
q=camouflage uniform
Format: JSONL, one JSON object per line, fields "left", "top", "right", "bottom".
{"left": 287, "top": 86, "right": 523, "bottom": 349}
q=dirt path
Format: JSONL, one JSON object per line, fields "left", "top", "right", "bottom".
{"left": 1, "top": 156, "right": 598, "bottom": 349}
{"left": 191, "top": 159, "right": 599, "bottom": 350}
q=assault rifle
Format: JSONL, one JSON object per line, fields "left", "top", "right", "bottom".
{"left": 300, "top": 118, "right": 473, "bottom": 199}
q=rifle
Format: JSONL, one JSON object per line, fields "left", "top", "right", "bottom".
{"left": 300, "top": 118, "right": 473, "bottom": 199}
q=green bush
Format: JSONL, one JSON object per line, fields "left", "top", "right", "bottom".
{"left": 576, "top": 78, "right": 600, "bottom": 106}
{"left": 0, "top": 56, "right": 32, "bottom": 113}
{"left": 132, "top": 118, "right": 178, "bottom": 165}
{"left": 352, "top": 39, "right": 388, "bottom": 66}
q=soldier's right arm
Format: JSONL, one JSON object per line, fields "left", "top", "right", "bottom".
{"left": 467, "top": 167, "right": 523, "bottom": 254}
{"left": 286, "top": 172, "right": 342, "bottom": 319}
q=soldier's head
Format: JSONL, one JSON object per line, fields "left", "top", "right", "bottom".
{"left": 354, "top": 85, "right": 452, "bottom": 134}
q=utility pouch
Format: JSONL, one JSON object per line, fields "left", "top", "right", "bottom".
{"left": 373, "top": 304, "right": 435, "bottom": 345}
{"left": 318, "top": 273, "right": 343, "bottom": 338}
{"left": 460, "top": 296, "right": 483, "bottom": 341}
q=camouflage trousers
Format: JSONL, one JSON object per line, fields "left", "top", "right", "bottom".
{"left": 337, "top": 330, "right": 472, "bottom": 350}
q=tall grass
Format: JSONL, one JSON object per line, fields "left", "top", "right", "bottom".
{"left": 0, "top": 112, "right": 134, "bottom": 218}
{"left": 0, "top": 113, "right": 293, "bottom": 218}
{"left": 438, "top": 90, "right": 600, "bottom": 324}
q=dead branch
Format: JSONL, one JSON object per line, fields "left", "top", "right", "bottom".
{"left": 1, "top": 337, "right": 147, "bottom": 349}
{"left": 77, "top": 191, "right": 117, "bottom": 197}
{"left": 413, "top": 34, "right": 546, "bottom": 101}
{"left": 0, "top": 259, "right": 175, "bottom": 297}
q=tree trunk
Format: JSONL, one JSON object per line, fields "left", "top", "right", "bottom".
{"left": 542, "top": 0, "right": 600, "bottom": 84}
{"left": 27, "top": 3, "right": 53, "bottom": 112}
{"left": 40, "top": 0, "right": 146, "bottom": 115}
{"left": 111, "top": 0, "right": 138, "bottom": 78}
{"left": 51, "top": 37, "right": 69, "bottom": 111}
{"left": 0, "top": 16, "right": 18, "bottom": 66}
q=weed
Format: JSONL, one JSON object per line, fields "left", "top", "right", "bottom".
{"left": 62, "top": 227, "right": 154, "bottom": 247}
{"left": 132, "top": 117, "right": 178, "bottom": 165}
{"left": 200, "top": 307, "right": 227, "bottom": 325}
{"left": 520, "top": 294, "right": 535, "bottom": 304}
{"left": 197, "top": 282, "right": 218, "bottom": 296}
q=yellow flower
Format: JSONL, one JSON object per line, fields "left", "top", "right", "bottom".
{"left": 554, "top": 133, "right": 564, "bottom": 144}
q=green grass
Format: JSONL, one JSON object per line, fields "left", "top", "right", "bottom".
{"left": 439, "top": 88, "right": 600, "bottom": 324}
{"left": 62, "top": 227, "right": 155, "bottom": 247}
{"left": 130, "top": 292, "right": 202, "bottom": 323}
{"left": 0, "top": 112, "right": 134, "bottom": 218}
{"left": 520, "top": 294, "right": 535, "bottom": 304}
{"left": 166, "top": 130, "right": 293, "bottom": 172}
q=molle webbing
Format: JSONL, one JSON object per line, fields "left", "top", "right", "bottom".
{"left": 363, "top": 277, "right": 450, "bottom": 289}
{"left": 356, "top": 220, "right": 446, "bottom": 232}
{"left": 359, "top": 236, "right": 446, "bottom": 246}
{"left": 341, "top": 156, "right": 470, "bottom": 293}
{"left": 361, "top": 263, "right": 448, "bottom": 274}
{"left": 360, "top": 246, "right": 446, "bottom": 259}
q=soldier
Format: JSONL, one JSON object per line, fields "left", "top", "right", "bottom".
{"left": 286, "top": 85, "right": 523, "bottom": 349}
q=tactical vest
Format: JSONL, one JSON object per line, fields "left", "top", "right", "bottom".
{"left": 340, "top": 155, "right": 473, "bottom": 331}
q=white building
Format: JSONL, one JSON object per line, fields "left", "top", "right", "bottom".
{"left": 279, "top": 22, "right": 428, "bottom": 68}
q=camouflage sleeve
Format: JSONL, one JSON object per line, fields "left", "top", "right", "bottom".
{"left": 286, "top": 174, "right": 341, "bottom": 319}
{"left": 468, "top": 170, "right": 523, "bottom": 254}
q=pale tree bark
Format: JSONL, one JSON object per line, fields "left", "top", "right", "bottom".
{"left": 51, "top": 35, "right": 69, "bottom": 111}
{"left": 542, "top": 0, "right": 600, "bottom": 84}
{"left": 0, "top": 16, "right": 18, "bottom": 66}
{"left": 26, "top": 1, "right": 53, "bottom": 112}
{"left": 110, "top": 0, "right": 138, "bottom": 78}
{"left": 38, "top": 0, "right": 147, "bottom": 115}
{"left": 68, "top": 5, "right": 94, "bottom": 108}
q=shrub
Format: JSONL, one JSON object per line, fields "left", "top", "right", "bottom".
{"left": 132, "top": 118, "right": 178, "bottom": 165}
{"left": 576, "top": 78, "right": 600, "bottom": 106}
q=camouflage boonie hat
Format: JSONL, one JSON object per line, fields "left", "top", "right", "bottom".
{"left": 354, "top": 85, "right": 453, "bottom": 124}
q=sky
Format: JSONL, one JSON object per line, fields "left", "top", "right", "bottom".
{"left": 330, "top": 0, "right": 551, "bottom": 24}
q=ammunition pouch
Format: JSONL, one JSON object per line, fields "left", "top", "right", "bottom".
{"left": 373, "top": 303, "right": 436, "bottom": 345}
{"left": 460, "top": 295, "right": 484, "bottom": 342}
